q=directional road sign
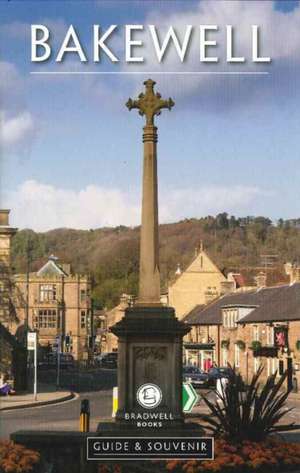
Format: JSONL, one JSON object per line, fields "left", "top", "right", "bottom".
{"left": 182, "top": 383, "right": 199, "bottom": 412}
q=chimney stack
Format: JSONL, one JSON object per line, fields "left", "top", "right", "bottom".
{"left": 0, "top": 210, "right": 10, "bottom": 227}
{"left": 0, "top": 210, "right": 17, "bottom": 267}
{"left": 255, "top": 271, "right": 267, "bottom": 289}
{"left": 285, "top": 262, "right": 300, "bottom": 284}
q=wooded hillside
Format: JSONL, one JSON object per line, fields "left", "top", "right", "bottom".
{"left": 11, "top": 214, "right": 300, "bottom": 309}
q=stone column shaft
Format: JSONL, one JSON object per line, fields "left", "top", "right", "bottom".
{"left": 138, "top": 126, "right": 160, "bottom": 305}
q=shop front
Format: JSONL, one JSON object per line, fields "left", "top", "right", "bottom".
{"left": 183, "top": 342, "right": 215, "bottom": 370}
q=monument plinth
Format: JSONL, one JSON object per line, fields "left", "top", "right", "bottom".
{"left": 99, "top": 80, "right": 201, "bottom": 435}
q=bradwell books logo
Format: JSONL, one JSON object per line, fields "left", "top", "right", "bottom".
{"left": 136, "top": 383, "right": 162, "bottom": 409}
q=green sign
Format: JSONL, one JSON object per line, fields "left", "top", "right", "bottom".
{"left": 182, "top": 383, "right": 199, "bottom": 412}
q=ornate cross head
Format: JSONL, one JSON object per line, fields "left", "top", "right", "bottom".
{"left": 126, "top": 79, "right": 174, "bottom": 126}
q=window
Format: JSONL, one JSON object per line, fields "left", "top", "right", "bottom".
{"left": 222, "top": 348, "right": 228, "bottom": 366}
{"left": 223, "top": 309, "right": 238, "bottom": 328}
{"left": 80, "top": 289, "right": 86, "bottom": 302}
{"left": 253, "top": 325, "right": 260, "bottom": 342}
{"left": 81, "top": 310, "right": 86, "bottom": 329}
{"left": 254, "top": 356, "right": 260, "bottom": 373}
{"left": 266, "top": 325, "right": 274, "bottom": 345}
{"left": 40, "top": 284, "right": 56, "bottom": 302}
{"left": 235, "top": 344, "right": 240, "bottom": 367}
{"left": 34, "top": 309, "right": 57, "bottom": 328}
{"left": 86, "top": 310, "right": 91, "bottom": 329}
{"left": 267, "top": 358, "right": 278, "bottom": 376}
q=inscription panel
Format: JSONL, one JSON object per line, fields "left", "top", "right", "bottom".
{"left": 132, "top": 345, "right": 169, "bottom": 408}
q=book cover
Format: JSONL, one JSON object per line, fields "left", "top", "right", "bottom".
{"left": 1, "top": 1, "right": 300, "bottom": 472}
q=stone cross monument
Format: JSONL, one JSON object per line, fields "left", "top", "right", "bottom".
{"left": 99, "top": 80, "right": 199, "bottom": 435}
{"left": 126, "top": 79, "right": 174, "bottom": 305}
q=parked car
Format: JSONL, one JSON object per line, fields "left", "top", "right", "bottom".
{"left": 98, "top": 352, "right": 118, "bottom": 369}
{"left": 182, "top": 365, "right": 209, "bottom": 388}
{"left": 207, "top": 367, "right": 232, "bottom": 386}
{"left": 38, "top": 353, "right": 75, "bottom": 370}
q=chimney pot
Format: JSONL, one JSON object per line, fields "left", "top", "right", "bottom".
{"left": 0, "top": 210, "right": 10, "bottom": 226}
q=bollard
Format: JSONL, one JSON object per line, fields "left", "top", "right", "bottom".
{"left": 79, "top": 398, "right": 90, "bottom": 432}
{"left": 292, "top": 376, "right": 298, "bottom": 393}
{"left": 112, "top": 386, "right": 118, "bottom": 417}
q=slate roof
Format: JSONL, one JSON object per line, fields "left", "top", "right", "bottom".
{"left": 37, "top": 258, "right": 68, "bottom": 277}
{"left": 183, "top": 283, "right": 300, "bottom": 325}
{"left": 240, "top": 283, "right": 300, "bottom": 323}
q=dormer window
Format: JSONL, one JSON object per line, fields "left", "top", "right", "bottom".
{"left": 223, "top": 308, "right": 238, "bottom": 328}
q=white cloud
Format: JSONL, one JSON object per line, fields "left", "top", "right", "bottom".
{"left": 6, "top": 180, "right": 141, "bottom": 231}
{"left": 0, "top": 62, "right": 37, "bottom": 155}
{"left": 160, "top": 185, "right": 273, "bottom": 222}
{"left": 1, "top": 111, "right": 36, "bottom": 151}
{"left": 5, "top": 180, "right": 271, "bottom": 231}
{"left": 122, "top": 1, "right": 300, "bottom": 108}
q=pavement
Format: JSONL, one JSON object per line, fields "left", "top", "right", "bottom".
{"left": 0, "top": 382, "right": 75, "bottom": 412}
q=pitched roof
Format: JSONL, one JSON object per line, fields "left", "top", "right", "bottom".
{"left": 183, "top": 283, "right": 300, "bottom": 325}
{"left": 240, "top": 283, "right": 300, "bottom": 323}
{"left": 169, "top": 248, "right": 226, "bottom": 287}
{"left": 37, "top": 258, "right": 68, "bottom": 277}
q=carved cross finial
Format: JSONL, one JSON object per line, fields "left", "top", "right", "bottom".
{"left": 126, "top": 79, "right": 174, "bottom": 126}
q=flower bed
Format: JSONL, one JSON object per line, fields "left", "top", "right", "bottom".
{"left": 0, "top": 441, "right": 40, "bottom": 473}
{"left": 94, "top": 439, "right": 300, "bottom": 473}
{"left": 165, "top": 438, "right": 300, "bottom": 472}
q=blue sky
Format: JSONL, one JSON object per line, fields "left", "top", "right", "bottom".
{"left": 0, "top": 0, "right": 300, "bottom": 230}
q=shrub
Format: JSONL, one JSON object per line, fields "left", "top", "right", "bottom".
{"left": 235, "top": 340, "right": 245, "bottom": 350}
{"left": 250, "top": 341, "right": 262, "bottom": 351}
{"left": 0, "top": 441, "right": 40, "bottom": 473}
{"left": 200, "top": 366, "right": 297, "bottom": 442}
{"left": 165, "top": 438, "right": 300, "bottom": 472}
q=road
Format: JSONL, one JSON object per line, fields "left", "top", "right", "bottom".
{"left": 2, "top": 370, "right": 300, "bottom": 440}
{"left": 1, "top": 367, "right": 117, "bottom": 438}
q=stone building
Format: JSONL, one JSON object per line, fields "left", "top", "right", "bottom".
{"left": 0, "top": 322, "right": 27, "bottom": 391}
{"left": 0, "top": 209, "right": 93, "bottom": 361}
{"left": 12, "top": 256, "right": 93, "bottom": 360}
{"left": 101, "top": 294, "right": 135, "bottom": 353}
{"left": 183, "top": 273, "right": 300, "bottom": 387}
{"left": 168, "top": 243, "right": 227, "bottom": 320}
{"left": 0, "top": 210, "right": 17, "bottom": 328}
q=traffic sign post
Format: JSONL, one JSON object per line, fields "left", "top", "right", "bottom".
{"left": 182, "top": 383, "right": 199, "bottom": 413}
{"left": 55, "top": 335, "right": 62, "bottom": 389}
{"left": 27, "top": 332, "right": 38, "bottom": 401}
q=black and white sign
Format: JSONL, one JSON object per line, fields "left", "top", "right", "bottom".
{"left": 27, "top": 332, "right": 37, "bottom": 351}
{"left": 87, "top": 437, "right": 214, "bottom": 460}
